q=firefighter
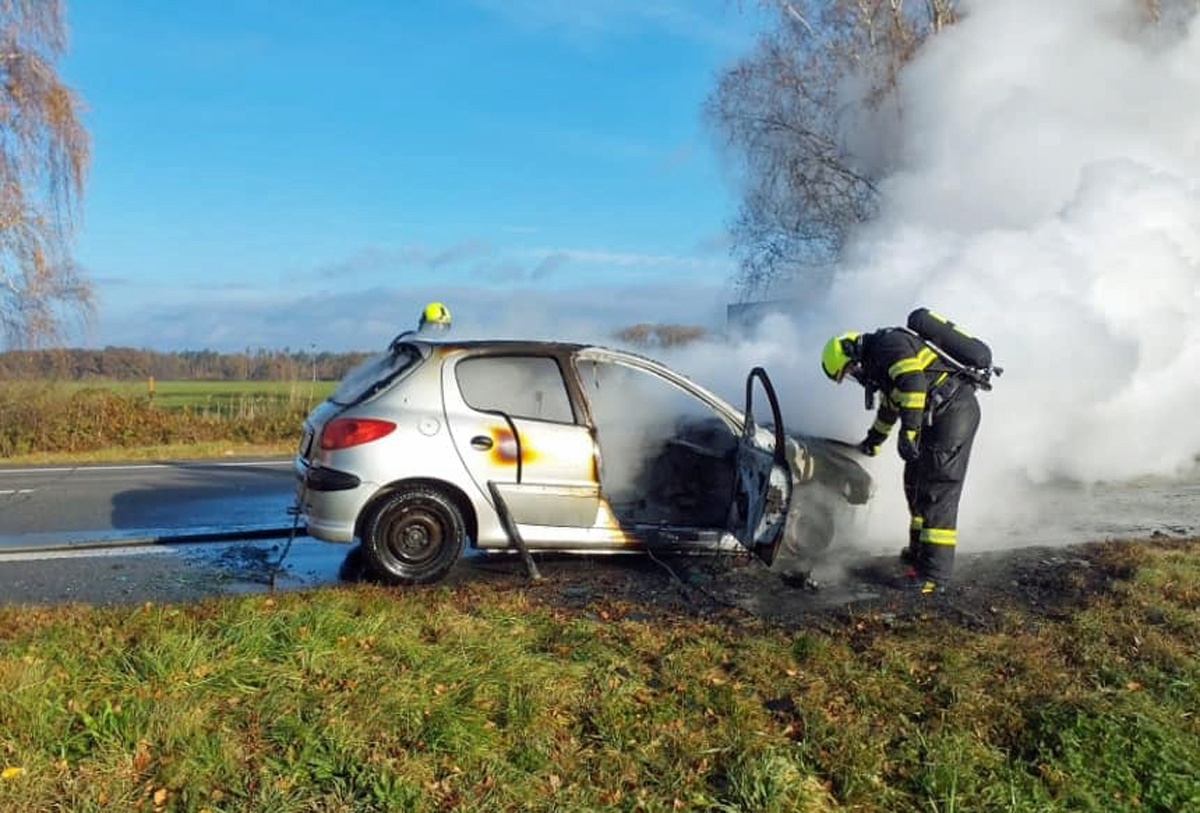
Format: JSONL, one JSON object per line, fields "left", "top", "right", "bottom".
{"left": 821, "top": 327, "right": 981, "bottom": 594}
{"left": 417, "top": 301, "right": 452, "bottom": 333}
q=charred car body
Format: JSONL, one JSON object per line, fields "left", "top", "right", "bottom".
{"left": 295, "top": 339, "right": 872, "bottom": 585}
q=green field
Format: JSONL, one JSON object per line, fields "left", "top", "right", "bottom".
{"left": 0, "top": 539, "right": 1197, "bottom": 811}
{"left": 49, "top": 379, "right": 338, "bottom": 411}
{"left": 0, "top": 381, "right": 334, "bottom": 459}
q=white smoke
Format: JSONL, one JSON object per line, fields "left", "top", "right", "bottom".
{"left": 834, "top": 0, "right": 1200, "bottom": 484}
{"left": 656, "top": 0, "right": 1200, "bottom": 550}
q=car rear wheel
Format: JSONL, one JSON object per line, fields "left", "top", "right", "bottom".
{"left": 361, "top": 486, "right": 464, "bottom": 585}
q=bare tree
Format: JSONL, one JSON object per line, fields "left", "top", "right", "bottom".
{"left": 711, "top": 0, "right": 1200, "bottom": 298}
{"left": 707, "top": 1, "right": 957, "bottom": 297}
{"left": 0, "top": 0, "right": 90, "bottom": 347}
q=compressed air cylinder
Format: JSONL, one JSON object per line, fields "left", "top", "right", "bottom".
{"left": 907, "top": 308, "right": 992, "bottom": 369}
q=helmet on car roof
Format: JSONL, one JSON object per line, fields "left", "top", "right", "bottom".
{"left": 418, "top": 301, "right": 452, "bottom": 332}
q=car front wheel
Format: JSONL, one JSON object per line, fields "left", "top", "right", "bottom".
{"left": 361, "top": 486, "right": 464, "bottom": 585}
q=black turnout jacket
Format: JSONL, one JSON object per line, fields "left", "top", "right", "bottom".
{"left": 858, "top": 328, "right": 959, "bottom": 439}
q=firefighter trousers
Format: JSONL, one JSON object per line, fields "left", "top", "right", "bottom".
{"left": 903, "top": 386, "right": 980, "bottom": 582}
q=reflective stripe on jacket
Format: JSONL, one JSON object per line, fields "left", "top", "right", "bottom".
{"left": 860, "top": 329, "right": 958, "bottom": 436}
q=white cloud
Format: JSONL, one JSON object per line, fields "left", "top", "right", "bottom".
{"left": 524, "top": 246, "right": 733, "bottom": 273}
{"left": 277, "top": 241, "right": 734, "bottom": 289}
{"left": 92, "top": 281, "right": 733, "bottom": 352}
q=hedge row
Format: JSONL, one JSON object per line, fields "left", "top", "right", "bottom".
{"left": 0, "top": 386, "right": 305, "bottom": 457}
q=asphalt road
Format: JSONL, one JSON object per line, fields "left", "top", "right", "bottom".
{"left": 0, "top": 458, "right": 296, "bottom": 550}
{"left": 0, "top": 454, "right": 1196, "bottom": 608}
{"left": 3, "top": 455, "right": 1198, "bottom": 552}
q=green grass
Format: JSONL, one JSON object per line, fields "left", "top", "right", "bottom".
{"left": 49, "top": 380, "right": 338, "bottom": 411}
{"left": 0, "top": 382, "right": 330, "bottom": 459}
{"left": 1, "top": 539, "right": 1198, "bottom": 811}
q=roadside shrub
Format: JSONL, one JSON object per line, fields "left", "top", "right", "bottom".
{"left": 0, "top": 384, "right": 305, "bottom": 457}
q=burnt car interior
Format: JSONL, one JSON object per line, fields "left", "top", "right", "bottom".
{"left": 578, "top": 359, "right": 740, "bottom": 529}
{"left": 619, "top": 416, "right": 737, "bottom": 527}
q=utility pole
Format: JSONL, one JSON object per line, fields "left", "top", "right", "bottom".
{"left": 309, "top": 342, "right": 317, "bottom": 406}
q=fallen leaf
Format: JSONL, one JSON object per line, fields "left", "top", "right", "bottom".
{"left": 1, "top": 767, "right": 24, "bottom": 780}
{"left": 1126, "top": 681, "right": 1142, "bottom": 691}
{"left": 153, "top": 788, "right": 168, "bottom": 805}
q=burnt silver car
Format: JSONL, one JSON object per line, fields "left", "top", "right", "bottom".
{"left": 295, "top": 339, "right": 871, "bottom": 585}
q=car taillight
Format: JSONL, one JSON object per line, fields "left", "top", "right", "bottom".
{"left": 320, "top": 418, "right": 396, "bottom": 450}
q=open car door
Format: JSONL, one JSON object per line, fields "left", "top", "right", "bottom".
{"left": 731, "top": 367, "right": 793, "bottom": 565}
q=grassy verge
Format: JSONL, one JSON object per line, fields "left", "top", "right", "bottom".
{"left": 1, "top": 539, "right": 1197, "bottom": 811}
{"left": 0, "top": 383, "right": 316, "bottom": 459}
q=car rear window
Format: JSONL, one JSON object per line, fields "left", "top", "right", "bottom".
{"left": 330, "top": 344, "right": 423, "bottom": 406}
{"left": 456, "top": 355, "right": 575, "bottom": 423}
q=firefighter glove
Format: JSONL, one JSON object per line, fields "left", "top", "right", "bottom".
{"left": 858, "top": 429, "right": 887, "bottom": 457}
{"left": 898, "top": 429, "right": 921, "bottom": 462}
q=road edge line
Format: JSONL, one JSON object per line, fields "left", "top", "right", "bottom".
{"left": 0, "top": 527, "right": 307, "bottom": 556}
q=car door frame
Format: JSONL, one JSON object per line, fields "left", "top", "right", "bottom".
{"left": 442, "top": 348, "right": 603, "bottom": 537}
{"left": 568, "top": 348, "right": 793, "bottom": 559}
{"left": 735, "top": 367, "right": 792, "bottom": 565}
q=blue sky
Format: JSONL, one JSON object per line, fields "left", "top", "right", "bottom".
{"left": 62, "top": 1, "right": 770, "bottom": 350}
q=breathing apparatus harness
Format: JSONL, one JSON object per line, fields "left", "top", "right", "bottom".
{"left": 857, "top": 309, "right": 1004, "bottom": 416}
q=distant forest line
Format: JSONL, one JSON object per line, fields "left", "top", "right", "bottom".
{"left": 0, "top": 348, "right": 372, "bottom": 382}
{"left": 0, "top": 324, "right": 712, "bottom": 382}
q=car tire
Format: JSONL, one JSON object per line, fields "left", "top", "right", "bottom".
{"left": 361, "top": 486, "right": 464, "bottom": 585}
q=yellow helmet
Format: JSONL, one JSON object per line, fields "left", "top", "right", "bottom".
{"left": 418, "top": 301, "right": 452, "bottom": 331}
{"left": 821, "top": 331, "right": 860, "bottom": 382}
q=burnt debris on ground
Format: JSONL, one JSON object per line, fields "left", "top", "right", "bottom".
{"left": 442, "top": 536, "right": 1199, "bottom": 632}
{"left": 3, "top": 534, "right": 1196, "bottom": 628}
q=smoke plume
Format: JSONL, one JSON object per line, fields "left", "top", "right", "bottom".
{"left": 666, "top": 0, "right": 1200, "bottom": 550}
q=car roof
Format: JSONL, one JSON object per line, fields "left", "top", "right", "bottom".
{"left": 408, "top": 338, "right": 589, "bottom": 354}
{"left": 400, "top": 337, "right": 748, "bottom": 429}
{"left": 402, "top": 337, "right": 694, "bottom": 373}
